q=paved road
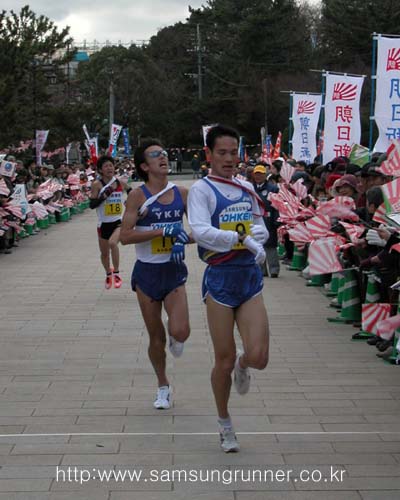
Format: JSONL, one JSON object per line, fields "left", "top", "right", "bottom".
{"left": 0, "top": 179, "right": 399, "bottom": 499}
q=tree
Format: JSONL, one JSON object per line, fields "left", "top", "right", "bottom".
{"left": 319, "top": 0, "right": 400, "bottom": 69}
{"left": 0, "top": 5, "right": 73, "bottom": 147}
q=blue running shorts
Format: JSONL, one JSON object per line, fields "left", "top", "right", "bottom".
{"left": 131, "top": 260, "right": 188, "bottom": 301}
{"left": 202, "top": 264, "right": 263, "bottom": 308}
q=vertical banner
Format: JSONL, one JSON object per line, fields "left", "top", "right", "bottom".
{"left": 323, "top": 73, "right": 364, "bottom": 162}
{"left": 35, "top": 130, "right": 49, "bottom": 166}
{"left": 261, "top": 135, "right": 272, "bottom": 164}
{"left": 65, "top": 143, "right": 72, "bottom": 164}
{"left": 292, "top": 94, "right": 322, "bottom": 164}
{"left": 272, "top": 131, "right": 282, "bottom": 159}
{"left": 122, "top": 128, "right": 131, "bottom": 156}
{"left": 238, "top": 136, "right": 245, "bottom": 161}
{"left": 374, "top": 36, "right": 400, "bottom": 152}
{"left": 108, "top": 124, "right": 123, "bottom": 157}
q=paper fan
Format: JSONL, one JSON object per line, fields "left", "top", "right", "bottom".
{"left": 305, "top": 215, "right": 331, "bottom": 239}
{"left": 280, "top": 162, "right": 295, "bottom": 184}
{"left": 362, "top": 303, "right": 391, "bottom": 334}
{"left": 308, "top": 238, "right": 343, "bottom": 276}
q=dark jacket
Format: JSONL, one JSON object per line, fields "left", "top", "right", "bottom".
{"left": 253, "top": 180, "right": 279, "bottom": 247}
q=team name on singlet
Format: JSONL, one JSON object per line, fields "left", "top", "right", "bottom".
{"left": 219, "top": 201, "right": 253, "bottom": 250}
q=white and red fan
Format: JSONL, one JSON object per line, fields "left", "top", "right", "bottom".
{"left": 288, "top": 223, "right": 313, "bottom": 244}
{"left": 0, "top": 178, "right": 10, "bottom": 196}
{"left": 362, "top": 303, "right": 391, "bottom": 334}
{"left": 372, "top": 203, "right": 388, "bottom": 225}
{"left": 339, "top": 222, "right": 365, "bottom": 243}
{"left": 308, "top": 238, "right": 343, "bottom": 276}
{"left": 377, "top": 139, "right": 400, "bottom": 177}
{"left": 381, "top": 178, "right": 400, "bottom": 208}
{"left": 376, "top": 313, "right": 400, "bottom": 341}
{"left": 280, "top": 162, "right": 295, "bottom": 184}
{"left": 305, "top": 215, "right": 331, "bottom": 239}
{"left": 291, "top": 179, "right": 308, "bottom": 200}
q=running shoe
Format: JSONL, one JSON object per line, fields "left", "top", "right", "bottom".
{"left": 233, "top": 351, "right": 251, "bottom": 395}
{"left": 113, "top": 274, "right": 122, "bottom": 289}
{"left": 105, "top": 275, "right": 113, "bottom": 290}
{"left": 220, "top": 427, "right": 240, "bottom": 453}
{"left": 153, "top": 385, "right": 171, "bottom": 410}
{"left": 169, "top": 336, "right": 184, "bottom": 358}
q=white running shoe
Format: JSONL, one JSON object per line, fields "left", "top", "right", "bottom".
{"left": 220, "top": 427, "right": 240, "bottom": 453}
{"left": 153, "top": 385, "right": 171, "bottom": 410}
{"left": 169, "top": 336, "right": 184, "bottom": 358}
{"left": 233, "top": 351, "right": 251, "bottom": 395}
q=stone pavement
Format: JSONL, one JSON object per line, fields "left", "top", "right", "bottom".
{"left": 0, "top": 179, "right": 399, "bottom": 500}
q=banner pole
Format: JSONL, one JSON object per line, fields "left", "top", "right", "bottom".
{"left": 369, "top": 33, "right": 379, "bottom": 157}
{"left": 320, "top": 71, "right": 326, "bottom": 164}
{"left": 289, "top": 93, "right": 293, "bottom": 157}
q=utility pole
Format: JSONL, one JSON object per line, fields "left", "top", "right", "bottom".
{"left": 109, "top": 76, "right": 115, "bottom": 140}
{"left": 262, "top": 78, "right": 268, "bottom": 136}
{"left": 196, "top": 24, "right": 203, "bottom": 100}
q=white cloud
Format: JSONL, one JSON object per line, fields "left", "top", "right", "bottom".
{"left": 2, "top": 1, "right": 206, "bottom": 42}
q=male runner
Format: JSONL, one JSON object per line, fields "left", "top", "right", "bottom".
{"left": 120, "top": 139, "right": 191, "bottom": 410}
{"left": 90, "top": 155, "right": 128, "bottom": 289}
{"left": 188, "top": 125, "right": 270, "bottom": 452}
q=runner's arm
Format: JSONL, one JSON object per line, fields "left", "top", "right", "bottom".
{"left": 187, "top": 183, "right": 239, "bottom": 252}
{"left": 178, "top": 186, "right": 195, "bottom": 244}
{"left": 89, "top": 181, "right": 102, "bottom": 209}
{"left": 120, "top": 188, "right": 164, "bottom": 245}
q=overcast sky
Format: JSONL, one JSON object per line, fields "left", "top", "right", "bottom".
{"left": 3, "top": 1, "right": 206, "bottom": 43}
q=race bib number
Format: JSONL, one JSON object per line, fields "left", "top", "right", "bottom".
{"left": 151, "top": 236, "right": 173, "bottom": 254}
{"left": 220, "top": 221, "right": 251, "bottom": 250}
{"left": 104, "top": 202, "right": 122, "bottom": 216}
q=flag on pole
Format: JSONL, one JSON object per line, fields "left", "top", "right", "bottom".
{"left": 35, "top": 130, "right": 49, "bottom": 166}
{"left": 373, "top": 36, "right": 400, "bottom": 152}
{"left": 377, "top": 139, "right": 400, "bottom": 177}
{"left": 349, "top": 144, "right": 370, "bottom": 167}
{"left": 323, "top": 73, "right": 364, "bottom": 162}
{"left": 292, "top": 94, "right": 322, "bottom": 164}
{"left": 122, "top": 128, "right": 131, "bottom": 156}
{"left": 272, "top": 131, "right": 282, "bottom": 160}
{"left": 108, "top": 124, "right": 123, "bottom": 157}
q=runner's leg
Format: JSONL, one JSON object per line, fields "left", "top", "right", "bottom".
{"left": 163, "top": 285, "right": 190, "bottom": 343}
{"left": 235, "top": 294, "right": 269, "bottom": 370}
{"left": 109, "top": 227, "right": 120, "bottom": 272}
{"left": 98, "top": 236, "right": 111, "bottom": 273}
{"left": 136, "top": 286, "right": 169, "bottom": 387}
{"left": 206, "top": 295, "right": 236, "bottom": 419}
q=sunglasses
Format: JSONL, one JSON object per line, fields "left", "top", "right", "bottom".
{"left": 146, "top": 149, "right": 168, "bottom": 159}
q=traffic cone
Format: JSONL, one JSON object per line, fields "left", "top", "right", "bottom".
{"left": 384, "top": 302, "right": 400, "bottom": 365}
{"left": 278, "top": 243, "right": 285, "bottom": 258}
{"left": 307, "top": 273, "right": 331, "bottom": 287}
{"left": 328, "top": 270, "right": 361, "bottom": 323}
{"left": 329, "top": 275, "right": 345, "bottom": 309}
{"left": 325, "top": 274, "right": 340, "bottom": 297}
{"left": 288, "top": 246, "right": 307, "bottom": 271}
{"left": 352, "top": 272, "right": 380, "bottom": 341}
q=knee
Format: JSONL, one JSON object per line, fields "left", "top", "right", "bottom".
{"left": 100, "top": 250, "right": 109, "bottom": 259}
{"left": 170, "top": 325, "right": 190, "bottom": 343}
{"left": 246, "top": 349, "right": 269, "bottom": 370}
{"left": 109, "top": 240, "right": 118, "bottom": 250}
{"left": 149, "top": 333, "right": 166, "bottom": 349}
{"left": 215, "top": 354, "right": 236, "bottom": 374}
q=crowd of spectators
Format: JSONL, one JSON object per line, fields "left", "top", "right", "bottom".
{"left": 231, "top": 152, "right": 400, "bottom": 364}
{"left": 0, "top": 155, "right": 135, "bottom": 254}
